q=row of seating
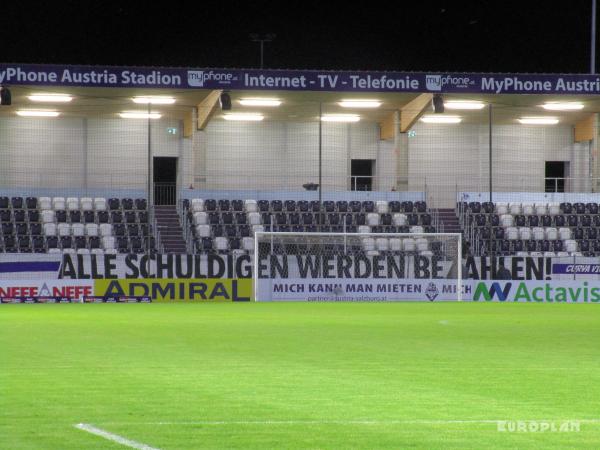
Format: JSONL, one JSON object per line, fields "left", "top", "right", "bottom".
{"left": 476, "top": 226, "right": 600, "bottom": 240}
{"left": 0, "top": 196, "right": 147, "bottom": 211}
{"left": 0, "top": 234, "right": 152, "bottom": 253}
{"left": 193, "top": 223, "right": 436, "bottom": 239}
{"left": 463, "top": 201, "right": 600, "bottom": 215}
{"left": 39, "top": 210, "right": 148, "bottom": 225}
{"left": 514, "top": 251, "right": 583, "bottom": 257}
{"left": 471, "top": 213, "right": 600, "bottom": 228}
{"left": 191, "top": 211, "right": 433, "bottom": 227}
{"left": 185, "top": 198, "right": 427, "bottom": 214}
{"left": 482, "top": 239, "right": 600, "bottom": 256}
{"left": 503, "top": 227, "right": 588, "bottom": 241}
{"left": 191, "top": 236, "right": 442, "bottom": 257}
{"left": 481, "top": 238, "right": 581, "bottom": 253}
{"left": 39, "top": 223, "right": 152, "bottom": 237}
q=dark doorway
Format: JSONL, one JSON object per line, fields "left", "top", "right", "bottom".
{"left": 351, "top": 159, "right": 374, "bottom": 191}
{"left": 153, "top": 157, "right": 177, "bottom": 205}
{"left": 545, "top": 161, "right": 566, "bottom": 193}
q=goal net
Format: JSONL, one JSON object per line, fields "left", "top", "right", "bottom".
{"left": 254, "top": 232, "right": 462, "bottom": 302}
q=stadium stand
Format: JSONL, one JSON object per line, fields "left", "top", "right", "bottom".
{"left": 180, "top": 198, "right": 438, "bottom": 255}
{"left": 459, "top": 200, "right": 600, "bottom": 257}
{"left": 0, "top": 196, "right": 156, "bottom": 254}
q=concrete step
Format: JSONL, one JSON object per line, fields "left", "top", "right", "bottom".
{"left": 153, "top": 205, "right": 187, "bottom": 254}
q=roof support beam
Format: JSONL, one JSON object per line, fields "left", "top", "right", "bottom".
{"left": 197, "top": 90, "right": 222, "bottom": 130}
{"left": 400, "top": 93, "right": 433, "bottom": 132}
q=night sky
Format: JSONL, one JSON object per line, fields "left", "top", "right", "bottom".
{"left": 1, "top": 1, "right": 596, "bottom": 73}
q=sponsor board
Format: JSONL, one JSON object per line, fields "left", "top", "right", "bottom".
{"left": 1, "top": 296, "right": 75, "bottom": 304}
{"left": 257, "top": 278, "right": 467, "bottom": 302}
{"left": 0, "top": 280, "right": 93, "bottom": 299}
{"left": 94, "top": 278, "right": 252, "bottom": 302}
{"left": 59, "top": 253, "right": 253, "bottom": 280}
{"left": 259, "top": 278, "right": 600, "bottom": 302}
{"left": 5, "top": 63, "right": 600, "bottom": 94}
{"left": 3, "top": 253, "right": 599, "bottom": 282}
{"left": 83, "top": 296, "right": 152, "bottom": 303}
{"left": 471, "top": 280, "right": 600, "bottom": 303}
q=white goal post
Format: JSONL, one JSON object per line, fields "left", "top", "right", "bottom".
{"left": 253, "top": 232, "right": 462, "bottom": 302}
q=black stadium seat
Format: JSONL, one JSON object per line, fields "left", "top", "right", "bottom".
{"left": 26, "top": 197, "right": 37, "bottom": 210}
{"left": 231, "top": 200, "right": 244, "bottom": 212}
{"left": 28, "top": 210, "right": 40, "bottom": 222}
{"left": 135, "top": 198, "right": 147, "bottom": 210}
{"left": 108, "top": 198, "right": 120, "bottom": 210}
{"left": 527, "top": 215, "right": 539, "bottom": 227}
{"left": 219, "top": 199, "right": 230, "bottom": 211}
{"left": 11, "top": 197, "right": 23, "bottom": 209}
{"left": 13, "top": 210, "right": 25, "bottom": 222}
{"left": 121, "top": 198, "right": 134, "bottom": 210}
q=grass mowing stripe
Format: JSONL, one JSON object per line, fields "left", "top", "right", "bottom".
{"left": 74, "top": 423, "right": 160, "bottom": 450}
{"left": 98, "top": 418, "right": 600, "bottom": 425}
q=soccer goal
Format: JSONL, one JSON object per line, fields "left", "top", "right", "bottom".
{"left": 254, "top": 232, "right": 463, "bottom": 302}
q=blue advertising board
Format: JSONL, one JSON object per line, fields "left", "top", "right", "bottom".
{"left": 1, "top": 63, "right": 600, "bottom": 94}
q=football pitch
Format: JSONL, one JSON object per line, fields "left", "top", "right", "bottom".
{"left": 1, "top": 302, "right": 600, "bottom": 449}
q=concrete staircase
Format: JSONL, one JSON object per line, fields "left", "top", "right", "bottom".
{"left": 433, "top": 208, "right": 462, "bottom": 234}
{"left": 154, "top": 205, "right": 187, "bottom": 254}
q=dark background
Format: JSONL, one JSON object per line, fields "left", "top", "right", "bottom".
{"left": 1, "top": 0, "right": 595, "bottom": 73}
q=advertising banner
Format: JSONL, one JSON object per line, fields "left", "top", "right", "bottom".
{"left": 94, "top": 278, "right": 252, "bottom": 302}
{"left": 3, "top": 63, "right": 600, "bottom": 95}
{"left": 258, "top": 278, "right": 462, "bottom": 302}
{"left": 257, "top": 278, "right": 600, "bottom": 303}
{"left": 0, "top": 279, "right": 94, "bottom": 300}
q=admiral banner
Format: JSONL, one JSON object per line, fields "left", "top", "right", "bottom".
{"left": 94, "top": 278, "right": 252, "bottom": 302}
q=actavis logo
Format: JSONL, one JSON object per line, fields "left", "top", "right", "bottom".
{"left": 473, "top": 282, "right": 512, "bottom": 301}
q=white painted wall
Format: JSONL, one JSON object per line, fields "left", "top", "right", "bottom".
{"left": 0, "top": 115, "right": 184, "bottom": 192}
{"left": 0, "top": 117, "right": 85, "bottom": 188}
{"left": 0, "top": 115, "right": 590, "bottom": 207}
{"left": 203, "top": 119, "right": 392, "bottom": 192}
{"left": 408, "top": 122, "right": 579, "bottom": 206}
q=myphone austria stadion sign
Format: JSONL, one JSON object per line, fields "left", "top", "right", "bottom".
{"left": 3, "top": 63, "right": 600, "bottom": 94}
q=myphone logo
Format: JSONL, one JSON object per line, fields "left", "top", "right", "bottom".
{"left": 473, "top": 282, "right": 513, "bottom": 301}
{"left": 187, "top": 71, "right": 235, "bottom": 87}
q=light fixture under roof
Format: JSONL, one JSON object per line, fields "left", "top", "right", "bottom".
{"left": 541, "top": 102, "right": 584, "bottom": 111}
{"left": 321, "top": 114, "right": 360, "bottom": 122}
{"left": 420, "top": 115, "right": 462, "bottom": 124}
{"left": 239, "top": 98, "right": 281, "bottom": 107}
{"left": 443, "top": 100, "right": 485, "bottom": 110}
{"left": 28, "top": 93, "right": 73, "bottom": 103}
{"left": 132, "top": 96, "right": 176, "bottom": 104}
{"left": 518, "top": 117, "right": 559, "bottom": 125}
{"left": 223, "top": 113, "right": 264, "bottom": 121}
{"left": 338, "top": 100, "right": 381, "bottom": 108}
{"left": 119, "top": 112, "right": 162, "bottom": 119}
{"left": 16, "top": 110, "right": 60, "bottom": 117}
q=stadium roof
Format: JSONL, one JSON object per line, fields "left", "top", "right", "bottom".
{"left": 2, "top": 63, "right": 600, "bottom": 125}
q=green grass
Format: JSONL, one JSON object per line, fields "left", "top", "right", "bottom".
{"left": 1, "top": 303, "right": 600, "bottom": 449}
